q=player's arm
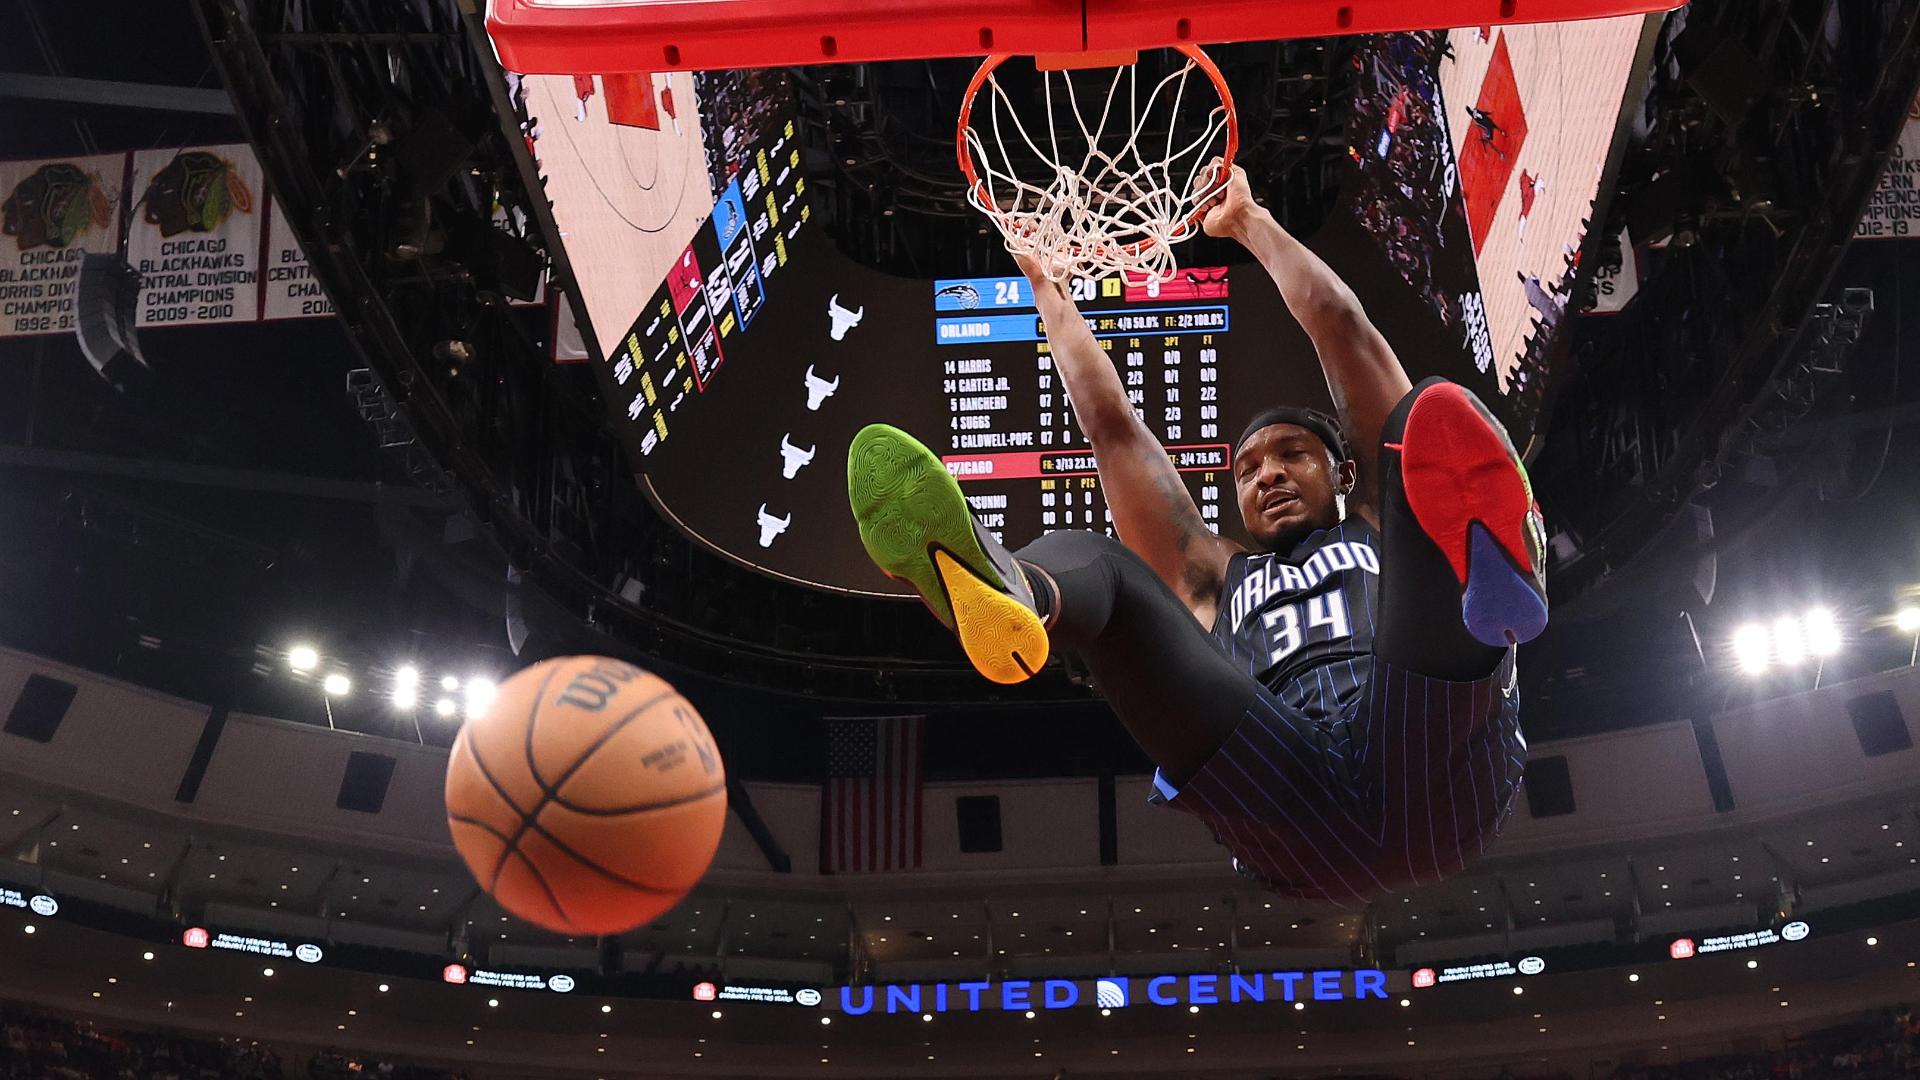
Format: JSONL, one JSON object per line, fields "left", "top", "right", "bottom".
{"left": 1204, "top": 164, "right": 1413, "bottom": 525}
{"left": 1017, "top": 255, "right": 1242, "bottom": 625}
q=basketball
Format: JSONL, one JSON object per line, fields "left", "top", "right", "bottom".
{"left": 444, "top": 656, "right": 728, "bottom": 935}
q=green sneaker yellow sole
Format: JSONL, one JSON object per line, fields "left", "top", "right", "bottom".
{"left": 847, "top": 424, "right": 1048, "bottom": 685}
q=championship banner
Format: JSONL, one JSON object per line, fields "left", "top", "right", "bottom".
{"left": 127, "top": 144, "right": 264, "bottom": 327}
{"left": 0, "top": 153, "right": 127, "bottom": 338}
{"left": 1855, "top": 91, "right": 1920, "bottom": 240}
{"left": 262, "top": 197, "right": 335, "bottom": 321}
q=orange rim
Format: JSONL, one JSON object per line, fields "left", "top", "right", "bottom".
{"left": 955, "top": 44, "right": 1239, "bottom": 260}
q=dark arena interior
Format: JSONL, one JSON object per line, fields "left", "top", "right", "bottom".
{"left": 6, "top": 0, "right": 1920, "bottom": 1076}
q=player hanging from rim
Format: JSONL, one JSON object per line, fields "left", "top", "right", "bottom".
{"left": 846, "top": 162, "right": 1548, "bottom": 904}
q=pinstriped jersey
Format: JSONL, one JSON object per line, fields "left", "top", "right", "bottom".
{"left": 1210, "top": 519, "right": 1380, "bottom": 719}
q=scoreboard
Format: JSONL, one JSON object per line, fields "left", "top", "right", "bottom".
{"left": 631, "top": 207, "right": 1507, "bottom": 598}
{"left": 598, "top": 24, "right": 1646, "bottom": 598}
{"left": 928, "top": 271, "right": 1236, "bottom": 548}
{"left": 610, "top": 120, "right": 812, "bottom": 463}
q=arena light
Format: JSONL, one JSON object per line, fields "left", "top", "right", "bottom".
{"left": 441, "top": 674, "right": 461, "bottom": 692}
{"left": 1732, "top": 623, "right": 1771, "bottom": 675}
{"left": 1804, "top": 608, "right": 1841, "bottom": 657}
{"left": 1896, "top": 606, "right": 1920, "bottom": 634}
{"left": 465, "top": 676, "right": 498, "bottom": 720}
{"left": 392, "top": 666, "right": 421, "bottom": 710}
{"left": 287, "top": 645, "right": 319, "bottom": 673}
{"left": 434, "top": 698, "right": 457, "bottom": 718}
{"left": 322, "top": 673, "right": 352, "bottom": 697}
{"left": 1772, "top": 617, "right": 1807, "bottom": 666}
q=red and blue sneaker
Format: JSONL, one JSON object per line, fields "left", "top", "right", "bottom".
{"left": 1397, "top": 382, "right": 1548, "bottom": 648}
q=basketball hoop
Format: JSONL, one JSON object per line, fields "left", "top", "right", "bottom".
{"left": 957, "top": 45, "right": 1237, "bottom": 285}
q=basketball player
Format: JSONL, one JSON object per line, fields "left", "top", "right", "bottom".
{"left": 1517, "top": 169, "right": 1545, "bottom": 245}
{"left": 847, "top": 164, "right": 1546, "bottom": 903}
{"left": 1465, "top": 105, "right": 1506, "bottom": 159}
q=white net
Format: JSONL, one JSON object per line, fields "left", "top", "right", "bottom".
{"left": 960, "top": 49, "right": 1235, "bottom": 285}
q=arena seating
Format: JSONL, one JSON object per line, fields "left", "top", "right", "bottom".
{"left": 0, "top": 1003, "right": 464, "bottom": 1080}
{"left": 4, "top": 999, "right": 1918, "bottom": 1080}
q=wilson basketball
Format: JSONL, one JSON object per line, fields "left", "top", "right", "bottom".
{"left": 444, "top": 656, "right": 727, "bottom": 935}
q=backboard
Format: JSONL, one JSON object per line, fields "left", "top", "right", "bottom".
{"left": 487, "top": 0, "right": 1686, "bottom": 74}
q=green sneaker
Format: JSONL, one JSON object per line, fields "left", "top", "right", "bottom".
{"left": 847, "top": 424, "right": 1049, "bottom": 685}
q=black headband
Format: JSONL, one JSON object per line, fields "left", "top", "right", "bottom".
{"left": 1235, "top": 406, "right": 1348, "bottom": 463}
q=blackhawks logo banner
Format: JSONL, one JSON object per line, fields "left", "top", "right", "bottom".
{"left": 0, "top": 154, "right": 126, "bottom": 338}
{"left": 128, "top": 144, "right": 264, "bottom": 326}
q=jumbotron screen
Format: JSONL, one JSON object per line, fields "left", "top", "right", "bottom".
{"left": 523, "top": 19, "right": 1653, "bottom": 595}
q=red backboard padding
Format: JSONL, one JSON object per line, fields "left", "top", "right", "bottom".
{"left": 486, "top": 0, "right": 1682, "bottom": 74}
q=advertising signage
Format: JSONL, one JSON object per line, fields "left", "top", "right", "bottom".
{"left": 440, "top": 963, "right": 575, "bottom": 994}
{"left": 1670, "top": 921, "right": 1809, "bottom": 960}
{"left": 834, "top": 970, "right": 1389, "bottom": 1015}
{"left": 1411, "top": 956, "right": 1546, "bottom": 988}
{"left": 181, "top": 927, "right": 324, "bottom": 963}
{"left": 0, "top": 889, "right": 57, "bottom": 917}
{"left": 693, "top": 983, "right": 819, "bottom": 1006}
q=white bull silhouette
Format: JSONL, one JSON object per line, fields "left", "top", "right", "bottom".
{"left": 804, "top": 365, "right": 840, "bottom": 411}
{"left": 779, "top": 434, "right": 816, "bottom": 479}
{"left": 827, "top": 294, "right": 865, "bottom": 341}
{"left": 756, "top": 504, "right": 792, "bottom": 548}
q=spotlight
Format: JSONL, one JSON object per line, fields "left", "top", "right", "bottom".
{"left": 322, "top": 674, "right": 352, "bottom": 697}
{"left": 464, "top": 676, "right": 498, "bottom": 719}
{"left": 441, "top": 675, "right": 461, "bottom": 692}
{"left": 392, "top": 666, "right": 420, "bottom": 710}
{"left": 434, "top": 698, "right": 457, "bottom": 718}
{"left": 288, "top": 645, "right": 319, "bottom": 672}
{"left": 1773, "top": 616, "right": 1806, "bottom": 666}
{"left": 1732, "top": 623, "right": 1770, "bottom": 675}
{"left": 1804, "top": 608, "right": 1841, "bottom": 657}
{"left": 1895, "top": 607, "right": 1920, "bottom": 634}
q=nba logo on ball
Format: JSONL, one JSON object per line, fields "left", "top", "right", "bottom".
{"left": 692, "top": 981, "right": 718, "bottom": 1002}
{"left": 295, "top": 943, "right": 324, "bottom": 964}
{"left": 1411, "top": 968, "right": 1437, "bottom": 989}
{"left": 1095, "top": 979, "right": 1128, "bottom": 1009}
{"left": 1781, "top": 921, "right": 1810, "bottom": 942}
{"left": 547, "top": 975, "right": 575, "bottom": 993}
{"left": 1669, "top": 938, "right": 1696, "bottom": 960}
{"left": 443, "top": 964, "right": 469, "bottom": 985}
{"left": 796, "top": 989, "right": 822, "bottom": 1007}
{"left": 183, "top": 927, "right": 210, "bottom": 949}
{"left": 27, "top": 895, "right": 56, "bottom": 918}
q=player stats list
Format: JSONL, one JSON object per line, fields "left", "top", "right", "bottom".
{"left": 930, "top": 270, "right": 1235, "bottom": 547}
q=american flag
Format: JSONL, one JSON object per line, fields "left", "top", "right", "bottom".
{"left": 820, "top": 717, "right": 924, "bottom": 873}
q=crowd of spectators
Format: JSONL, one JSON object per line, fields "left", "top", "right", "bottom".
{"left": 0, "top": 1004, "right": 462, "bottom": 1080}
{"left": 1345, "top": 30, "right": 1466, "bottom": 330}
{"left": 1479, "top": 1010, "right": 1920, "bottom": 1080}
